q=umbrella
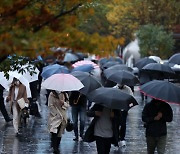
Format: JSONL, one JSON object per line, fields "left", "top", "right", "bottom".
{"left": 63, "top": 52, "right": 79, "bottom": 62}
{"left": 102, "top": 61, "right": 120, "bottom": 69}
{"left": 72, "top": 60, "right": 99, "bottom": 69}
{"left": 8, "top": 71, "right": 32, "bottom": 98}
{"left": 41, "top": 64, "right": 69, "bottom": 79}
{"left": 0, "top": 72, "right": 11, "bottom": 89}
{"left": 168, "top": 53, "right": 180, "bottom": 65}
{"left": 41, "top": 74, "right": 84, "bottom": 92}
{"left": 149, "top": 56, "right": 162, "bottom": 63}
{"left": 71, "top": 71, "right": 102, "bottom": 95}
{"left": 108, "top": 57, "right": 123, "bottom": 64}
{"left": 21, "top": 64, "right": 40, "bottom": 82}
{"left": 99, "top": 58, "right": 108, "bottom": 66}
{"left": 142, "top": 63, "right": 175, "bottom": 79}
{"left": 71, "top": 64, "right": 94, "bottom": 72}
{"left": 104, "top": 64, "right": 133, "bottom": 72}
{"left": 87, "top": 87, "right": 138, "bottom": 110}
{"left": 135, "top": 57, "right": 157, "bottom": 69}
{"left": 104, "top": 70, "right": 139, "bottom": 86}
{"left": 140, "top": 80, "right": 180, "bottom": 104}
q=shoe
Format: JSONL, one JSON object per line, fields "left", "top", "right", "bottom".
{"left": 119, "top": 140, "right": 126, "bottom": 147}
{"left": 15, "top": 132, "right": 21, "bottom": 137}
{"left": 6, "top": 118, "right": 13, "bottom": 122}
{"left": 73, "top": 137, "right": 78, "bottom": 141}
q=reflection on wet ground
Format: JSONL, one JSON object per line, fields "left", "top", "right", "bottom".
{"left": 0, "top": 88, "right": 180, "bottom": 154}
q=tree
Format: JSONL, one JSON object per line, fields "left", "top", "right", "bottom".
{"left": 136, "top": 24, "right": 174, "bottom": 58}
{"left": 106, "top": 0, "right": 180, "bottom": 41}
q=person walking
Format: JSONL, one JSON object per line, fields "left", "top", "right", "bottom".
{"left": 6, "top": 78, "right": 29, "bottom": 135}
{"left": 69, "top": 91, "right": 87, "bottom": 141}
{"left": 114, "top": 83, "right": 134, "bottom": 147}
{"left": 0, "top": 85, "right": 12, "bottom": 122}
{"left": 48, "top": 90, "right": 69, "bottom": 154}
{"left": 142, "top": 98, "right": 173, "bottom": 154}
{"left": 84, "top": 104, "right": 120, "bottom": 154}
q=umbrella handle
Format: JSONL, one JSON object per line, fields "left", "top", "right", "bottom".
{"left": 73, "top": 93, "right": 81, "bottom": 105}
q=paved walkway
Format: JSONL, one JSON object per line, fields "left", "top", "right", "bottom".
{"left": 0, "top": 88, "right": 180, "bottom": 154}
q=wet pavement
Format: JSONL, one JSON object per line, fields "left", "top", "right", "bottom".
{"left": 0, "top": 87, "right": 180, "bottom": 154}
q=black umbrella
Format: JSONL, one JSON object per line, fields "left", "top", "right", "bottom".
{"left": 135, "top": 57, "right": 157, "bottom": 69}
{"left": 104, "top": 70, "right": 139, "bottom": 86}
{"left": 87, "top": 87, "right": 138, "bottom": 110}
{"left": 105, "top": 64, "right": 133, "bottom": 72}
{"left": 102, "top": 61, "right": 120, "bottom": 69}
{"left": 71, "top": 71, "right": 102, "bottom": 95}
{"left": 108, "top": 57, "right": 123, "bottom": 64}
{"left": 142, "top": 63, "right": 175, "bottom": 79}
{"left": 168, "top": 53, "right": 180, "bottom": 65}
{"left": 140, "top": 80, "right": 180, "bottom": 104}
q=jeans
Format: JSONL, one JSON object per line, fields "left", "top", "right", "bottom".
{"left": 146, "top": 135, "right": 167, "bottom": 154}
{"left": 71, "top": 105, "right": 86, "bottom": 137}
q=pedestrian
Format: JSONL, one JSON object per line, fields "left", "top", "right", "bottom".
{"left": 142, "top": 98, "right": 173, "bottom": 154}
{"left": 69, "top": 91, "right": 87, "bottom": 141}
{"left": 0, "top": 85, "right": 12, "bottom": 122}
{"left": 6, "top": 78, "right": 29, "bottom": 135}
{"left": 48, "top": 90, "right": 69, "bottom": 154}
{"left": 114, "top": 83, "right": 134, "bottom": 147}
{"left": 84, "top": 104, "right": 120, "bottom": 154}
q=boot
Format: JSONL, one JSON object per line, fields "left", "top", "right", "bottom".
{"left": 51, "top": 133, "right": 59, "bottom": 153}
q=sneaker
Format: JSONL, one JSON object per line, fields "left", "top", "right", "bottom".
{"left": 119, "top": 140, "right": 126, "bottom": 147}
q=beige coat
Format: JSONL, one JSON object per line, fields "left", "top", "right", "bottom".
{"left": 7, "top": 83, "right": 29, "bottom": 113}
{"left": 48, "top": 92, "right": 69, "bottom": 137}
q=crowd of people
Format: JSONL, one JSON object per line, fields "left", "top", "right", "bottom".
{"left": 0, "top": 56, "right": 176, "bottom": 154}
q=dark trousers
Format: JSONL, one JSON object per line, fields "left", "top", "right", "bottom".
{"left": 51, "top": 125, "right": 61, "bottom": 153}
{"left": 146, "top": 135, "right": 167, "bottom": 154}
{"left": 119, "top": 110, "right": 128, "bottom": 141}
{"left": 0, "top": 98, "right": 10, "bottom": 121}
{"left": 95, "top": 136, "right": 112, "bottom": 154}
{"left": 71, "top": 105, "right": 86, "bottom": 137}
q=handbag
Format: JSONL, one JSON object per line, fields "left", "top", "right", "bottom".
{"left": 17, "top": 98, "right": 26, "bottom": 109}
{"left": 66, "top": 118, "right": 74, "bottom": 132}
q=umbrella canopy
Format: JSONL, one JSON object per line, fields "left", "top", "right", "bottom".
{"left": 21, "top": 64, "right": 40, "bottom": 82}
{"left": 104, "top": 70, "right": 139, "bottom": 86}
{"left": 41, "top": 64, "right": 69, "bottom": 79}
{"left": 42, "top": 73, "right": 84, "bottom": 92}
{"left": 168, "top": 53, "right": 180, "bottom": 65}
{"left": 72, "top": 60, "right": 99, "bottom": 69}
{"left": 102, "top": 61, "right": 120, "bottom": 69}
{"left": 99, "top": 58, "right": 108, "bottom": 66}
{"left": 104, "top": 64, "right": 133, "bottom": 72}
{"left": 135, "top": 57, "right": 157, "bottom": 69}
{"left": 0, "top": 72, "right": 11, "bottom": 89}
{"left": 108, "top": 57, "right": 123, "bottom": 64}
{"left": 87, "top": 87, "right": 138, "bottom": 110}
{"left": 71, "top": 64, "right": 94, "bottom": 72}
{"left": 71, "top": 71, "right": 102, "bottom": 95}
{"left": 149, "top": 56, "right": 162, "bottom": 63}
{"left": 8, "top": 71, "right": 32, "bottom": 98}
{"left": 63, "top": 52, "right": 79, "bottom": 62}
{"left": 142, "top": 63, "right": 175, "bottom": 79}
{"left": 140, "top": 80, "right": 180, "bottom": 104}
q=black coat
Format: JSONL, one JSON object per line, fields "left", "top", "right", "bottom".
{"left": 142, "top": 99, "right": 173, "bottom": 137}
{"left": 83, "top": 104, "right": 120, "bottom": 146}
